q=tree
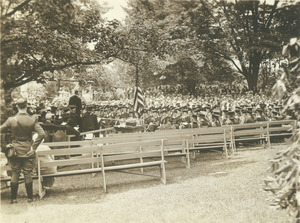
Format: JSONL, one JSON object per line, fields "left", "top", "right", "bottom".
{"left": 182, "top": 0, "right": 299, "bottom": 92}
{"left": 127, "top": 0, "right": 299, "bottom": 92}
{"left": 160, "top": 57, "right": 201, "bottom": 95}
{"left": 1, "top": 0, "right": 116, "bottom": 104}
{"left": 95, "top": 0, "right": 171, "bottom": 89}
{"left": 116, "top": 0, "right": 242, "bottom": 91}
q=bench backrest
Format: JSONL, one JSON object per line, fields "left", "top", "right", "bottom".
{"left": 100, "top": 139, "right": 164, "bottom": 162}
{"left": 43, "top": 140, "right": 93, "bottom": 148}
{"left": 37, "top": 145, "right": 100, "bottom": 169}
{"left": 93, "top": 131, "right": 191, "bottom": 145}
{"left": 188, "top": 128, "right": 230, "bottom": 144}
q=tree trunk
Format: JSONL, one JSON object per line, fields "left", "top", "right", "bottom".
{"left": 135, "top": 64, "right": 139, "bottom": 87}
{"left": 247, "top": 76, "right": 258, "bottom": 93}
{"left": 2, "top": 87, "right": 14, "bottom": 106}
{"left": 245, "top": 54, "right": 261, "bottom": 93}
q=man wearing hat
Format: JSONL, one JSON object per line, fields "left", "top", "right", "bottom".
{"left": 68, "top": 90, "right": 82, "bottom": 130}
{"left": 211, "top": 111, "right": 221, "bottom": 127}
{"left": 0, "top": 98, "right": 45, "bottom": 204}
{"left": 199, "top": 112, "right": 210, "bottom": 127}
{"left": 179, "top": 109, "right": 191, "bottom": 129}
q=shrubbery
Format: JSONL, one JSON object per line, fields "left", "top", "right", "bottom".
{"left": 265, "top": 38, "right": 300, "bottom": 222}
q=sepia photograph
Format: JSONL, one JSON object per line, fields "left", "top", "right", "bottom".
{"left": 1, "top": 0, "right": 300, "bottom": 222}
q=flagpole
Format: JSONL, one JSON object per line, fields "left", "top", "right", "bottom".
{"left": 135, "top": 64, "right": 139, "bottom": 87}
{"left": 135, "top": 63, "right": 139, "bottom": 118}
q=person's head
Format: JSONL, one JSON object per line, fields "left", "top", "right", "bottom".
{"left": 16, "top": 98, "right": 27, "bottom": 111}
{"left": 69, "top": 105, "right": 77, "bottom": 113}
{"left": 75, "top": 90, "right": 79, "bottom": 95}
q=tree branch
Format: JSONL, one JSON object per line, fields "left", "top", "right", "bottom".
{"left": 3, "top": 60, "right": 105, "bottom": 90}
{"left": 1, "top": 0, "right": 32, "bottom": 20}
{"left": 206, "top": 43, "right": 244, "bottom": 75}
{"left": 265, "top": 0, "right": 279, "bottom": 29}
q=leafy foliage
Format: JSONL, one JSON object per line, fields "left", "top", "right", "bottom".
{"left": 159, "top": 57, "right": 201, "bottom": 95}
{"left": 265, "top": 37, "right": 300, "bottom": 222}
{"left": 265, "top": 143, "right": 300, "bottom": 217}
{"left": 121, "top": 0, "right": 299, "bottom": 92}
{"left": 1, "top": 0, "right": 116, "bottom": 103}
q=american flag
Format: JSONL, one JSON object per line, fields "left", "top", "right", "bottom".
{"left": 133, "top": 86, "right": 145, "bottom": 117}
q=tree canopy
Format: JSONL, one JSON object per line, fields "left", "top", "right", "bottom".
{"left": 1, "top": 0, "right": 299, "bottom": 102}
{"left": 119, "top": 0, "right": 300, "bottom": 92}
{"left": 1, "top": 0, "right": 116, "bottom": 103}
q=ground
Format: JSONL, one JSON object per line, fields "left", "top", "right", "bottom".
{"left": 0, "top": 145, "right": 291, "bottom": 223}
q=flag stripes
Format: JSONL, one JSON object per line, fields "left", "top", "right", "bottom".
{"left": 133, "top": 86, "right": 144, "bottom": 116}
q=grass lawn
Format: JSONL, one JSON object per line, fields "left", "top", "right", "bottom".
{"left": 0, "top": 145, "right": 292, "bottom": 223}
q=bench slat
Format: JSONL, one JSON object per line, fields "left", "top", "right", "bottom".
{"left": 37, "top": 146, "right": 99, "bottom": 156}
{"left": 104, "top": 160, "right": 165, "bottom": 171}
{"left": 41, "top": 168, "right": 103, "bottom": 177}
{"left": 40, "top": 157, "right": 101, "bottom": 167}
{"left": 103, "top": 151, "right": 163, "bottom": 162}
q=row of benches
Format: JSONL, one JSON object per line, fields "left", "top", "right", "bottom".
{"left": 1, "top": 120, "right": 296, "bottom": 199}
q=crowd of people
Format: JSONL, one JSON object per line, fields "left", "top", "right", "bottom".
{"left": 2, "top": 89, "right": 299, "bottom": 140}
{"left": 145, "top": 81, "right": 258, "bottom": 98}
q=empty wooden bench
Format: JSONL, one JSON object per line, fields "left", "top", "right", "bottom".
{"left": 231, "top": 122, "right": 270, "bottom": 151}
{"left": 37, "top": 139, "right": 167, "bottom": 198}
{"left": 99, "top": 139, "right": 167, "bottom": 192}
{"left": 267, "top": 120, "right": 296, "bottom": 139}
{"left": 187, "top": 128, "right": 232, "bottom": 158}
{"left": 93, "top": 131, "right": 191, "bottom": 168}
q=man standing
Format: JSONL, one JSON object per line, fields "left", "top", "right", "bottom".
{"left": 69, "top": 90, "right": 82, "bottom": 115}
{"left": 69, "top": 90, "right": 82, "bottom": 129}
{"left": 0, "top": 98, "right": 45, "bottom": 203}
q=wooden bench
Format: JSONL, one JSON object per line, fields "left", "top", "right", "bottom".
{"left": 231, "top": 122, "right": 270, "bottom": 151}
{"left": 99, "top": 139, "right": 167, "bottom": 192}
{"left": 36, "top": 139, "right": 167, "bottom": 198}
{"left": 157, "top": 127, "right": 233, "bottom": 157}
{"left": 93, "top": 131, "right": 191, "bottom": 168}
{"left": 187, "top": 128, "right": 232, "bottom": 158}
{"left": 106, "top": 126, "right": 233, "bottom": 160}
{"left": 267, "top": 120, "right": 296, "bottom": 139}
{"left": 36, "top": 144, "right": 101, "bottom": 198}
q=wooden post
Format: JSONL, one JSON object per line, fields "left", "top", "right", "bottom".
{"left": 160, "top": 139, "right": 166, "bottom": 185}
{"left": 223, "top": 129, "right": 228, "bottom": 159}
{"left": 37, "top": 152, "right": 45, "bottom": 199}
{"left": 139, "top": 146, "right": 144, "bottom": 174}
{"left": 100, "top": 146, "right": 107, "bottom": 192}
{"left": 267, "top": 122, "right": 271, "bottom": 148}
{"left": 185, "top": 139, "right": 191, "bottom": 169}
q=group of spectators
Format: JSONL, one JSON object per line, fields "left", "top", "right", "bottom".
{"left": 145, "top": 81, "right": 250, "bottom": 98}
{"left": 2, "top": 89, "right": 299, "bottom": 141}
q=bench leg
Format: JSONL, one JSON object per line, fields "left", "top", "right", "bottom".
{"left": 230, "top": 141, "right": 234, "bottom": 155}
{"left": 38, "top": 176, "right": 46, "bottom": 199}
{"left": 102, "top": 170, "right": 107, "bottom": 193}
{"left": 100, "top": 153, "right": 107, "bottom": 192}
{"left": 186, "top": 144, "right": 190, "bottom": 169}
{"left": 92, "top": 151, "right": 96, "bottom": 177}
{"left": 38, "top": 159, "right": 46, "bottom": 199}
{"left": 223, "top": 145, "right": 228, "bottom": 159}
{"left": 160, "top": 164, "right": 166, "bottom": 185}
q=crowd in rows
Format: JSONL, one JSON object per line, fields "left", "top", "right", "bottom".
{"left": 144, "top": 81, "right": 250, "bottom": 97}
{"left": 2, "top": 90, "right": 299, "bottom": 140}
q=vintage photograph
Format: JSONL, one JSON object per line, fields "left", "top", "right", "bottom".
{"left": 1, "top": 0, "right": 300, "bottom": 222}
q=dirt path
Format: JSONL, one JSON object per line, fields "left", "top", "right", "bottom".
{"left": 0, "top": 146, "right": 290, "bottom": 223}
